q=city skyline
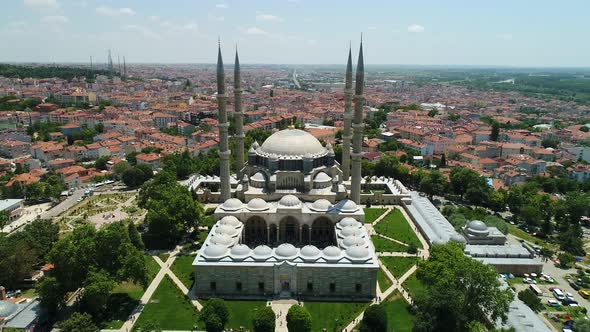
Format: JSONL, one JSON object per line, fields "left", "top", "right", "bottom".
{"left": 1, "top": 0, "right": 589, "bottom": 67}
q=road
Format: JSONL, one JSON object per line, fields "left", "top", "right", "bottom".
{"left": 40, "top": 188, "right": 85, "bottom": 219}
{"left": 292, "top": 70, "right": 301, "bottom": 89}
{"left": 1, "top": 202, "right": 51, "bottom": 233}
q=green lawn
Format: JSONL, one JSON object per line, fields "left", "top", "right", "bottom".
{"left": 171, "top": 255, "right": 195, "bottom": 289}
{"left": 100, "top": 281, "right": 144, "bottom": 329}
{"left": 506, "top": 277, "right": 556, "bottom": 286}
{"left": 382, "top": 293, "right": 415, "bottom": 332}
{"left": 224, "top": 300, "right": 267, "bottom": 330}
{"left": 134, "top": 276, "right": 201, "bottom": 331}
{"left": 304, "top": 302, "right": 368, "bottom": 332}
{"left": 374, "top": 209, "right": 422, "bottom": 248}
{"left": 380, "top": 256, "right": 418, "bottom": 279}
{"left": 145, "top": 255, "right": 160, "bottom": 283}
{"left": 371, "top": 235, "right": 409, "bottom": 252}
{"left": 402, "top": 273, "right": 426, "bottom": 300}
{"left": 20, "top": 288, "right": 37, "bottom": 298}
{"left": 158, "top": 253, "right": 170, "bottom": 262}
{"left": 506, "top": 224, "right": 556, "bottom": 249}
{"left": 378, "top": 267, "right": 393, "bottom": 292}
{"left": 364, "top": 208, "right": 387, "bottom": 223}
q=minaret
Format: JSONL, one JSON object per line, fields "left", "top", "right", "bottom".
{"left": 350, "top": 39, "right": 365, "bottom": 204}
{"left": 234, "top": 48, "right": 245, "bottom": 180}
{"left": 342, "top": 45, "right": 353, "bottom": 181}
{"left": 217, "top": 41, "right": 231, "bottom": 201}
{"left": 123, "top": 56, "right": 127, "bottom": 79}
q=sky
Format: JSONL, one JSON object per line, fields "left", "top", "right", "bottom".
{"left": 1, "top": 0, "right": 589, "bottom": 67}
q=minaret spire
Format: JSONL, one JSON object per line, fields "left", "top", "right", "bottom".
{"left": 341, "top": 45, "right": 353, "bottom": 181}
{"left": 217, "top": 41, "right": 231, "bottom": 201}
{"left": 234, "top": 47, "right": 245, "bottom": 181}
{"left": 351, "top": 38, "right": 365, "bottom": 204}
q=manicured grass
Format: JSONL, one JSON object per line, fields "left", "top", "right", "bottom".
{"left": 100, "top": 281, "right": 144, "bottom": 329}
{"left": 145, "top": 255, "right": 160, "bottom": 283}
{"left": 364, "top": 208, "right": 387, "bottom": 223}
{"left": 224, "top": 300, "right": 267, "bottom": 330}
{"left": 382, "top": 293, "right": 415, "bottom": 332}
{"left": 158, "top": 253, "right": 170, "bottom": 262}
{"left": 374, "top": 209, "right": 422, "bottom": 248}
{"left": 371, "top": 235, "right": 409, "bottom": 252}
{"left": 378, "top": 267, "right": 393, "bottom": 292}
{"left": 402, "top": 273, "right": 426, "bottom": 300}
{"left": 171, "top": 255, "right": 195, "bottom": 289}
{"left": 506, "top": 224, "right": 556, "bottom": 249}
{"left": 20, "top": 288, "right": 37, "bottom": 298}
{"left": 304, "top": 302, "right": 368, "bottom": 332}
{"left": 380, "top": 257, "right": 418, "bottom": 279}
{"left": 134, "top": 276, "right": 201, "bottom": 331}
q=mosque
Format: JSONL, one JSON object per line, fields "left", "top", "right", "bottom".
{"left": 192, "top": 41, "right": 383, "bottom": 300}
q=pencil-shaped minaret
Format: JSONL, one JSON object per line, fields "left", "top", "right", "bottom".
{"left": 234, "top": 49, "right": 245, "bottom": 180}
{"left": 217, "top": 42, "right": 231, "bottom": 201}
{"left": 342, "top": 46, "right": 353, "bottom": 181}
{"left": 350, "top": 39, "right": 365, "bottom": 204}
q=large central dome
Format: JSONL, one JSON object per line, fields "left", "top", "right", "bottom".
{"left": 259, "top": 129, "right": 326, "bottom": 157}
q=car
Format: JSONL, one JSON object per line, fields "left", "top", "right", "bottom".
{"left": 578, "top": 289, "right": 590, "bottom": 298}
{"left": 547, "top": 299, "right": 561, "bottom": 307}
{"left": 569, "top": 280, "right": 581, "bottom": 290}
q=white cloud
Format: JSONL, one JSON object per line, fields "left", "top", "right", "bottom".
{"left": 239, "top": 26, "right": 268, "bottom": 35}
{"left": 122, "top": 24, "right": 160, "bottom": 39}
{"left": 216, "top": 3, "right": 229, "bottom": 9}
{"left": 407, "top": 24, "right": 425, "bottom": 33}
{"left": 148, "top": 15, "right": 160, "bottom": 22}
{"left": 256, "top": 13, "right": 284, "bottom": 23}
{"left": 496, "top": 33, "right": 513, "bottom": 41}
{"left": 41, "top": 15, "right": 68, "bottom": 25}
{"left": 24, "top": 0, "right": 58, "bottom": 9}
{"left": 208, "top": 13, "right": 225, "bottom": 22}
{"left": 96, "top": 6, "right": 136, "bottom": 18}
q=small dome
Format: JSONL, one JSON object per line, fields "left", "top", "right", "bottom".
{"left": 275, "top": 243, "right": 298, "bottom": 258}
{"left": 215, "top": 225, "right": 238, "bottom": 237}
{"left": 210, "top": 234, "right": 234, "bottom": 246}
{"left": 230, "top": 244, "right": 251, "bottom": 257}
{"left": 220, "top": 198, "right": 243, "bottom": 211}
{"left": 311, "top": 199, "right": 332, "bottom": 212}
{"left": 218, "top": 216, "right": 241, "bottom": 227}
{"left": 338, "top": 217, "right": 360, "bottom": 228}
{"left": 278, "top": 194, "right": 301, "bottom": 208}
{"left": 467, "top": 220, "right": 487, "bottom": 231}
{"left": 342, "top": 235, "right": 366, "bottom": 248}
{"left": 300, "top": 245, "right": 321, "bottom": 258}
{"left": 314, "top": 172, "right": 332, "bottom": 182}
{"left": 323, "top": 246, "right": 342, "bottom": 257}
{"left": 203, "top": 244, "right": 228, "bottom": 258}
{"left": 250, "top": 172, "right": 266, "bottom": 182}
{"left": 0, "top": 300, "right": 18, "bottom": 318}
{"left": 247, "top": 198, "right": 269, "bottom": 211}
{"left": 337, "top": 199, "right": 358, "bottom": 212}
{"left": 340, "top": 226, "right": 362, "bottom": 237}
{"left": 252, "top": 141, "right": 260, "bottom": 149}
{"left": 451, "top": 234, "right": 466, "bottom": 243}
{"left": 346, "top": 245, "right": 370, "bottom": 259}
{"left": 253, "top": 245, "right": 272, "bottom": 257}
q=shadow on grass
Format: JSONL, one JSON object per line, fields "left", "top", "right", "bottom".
{"left": 99, "top": 293, "right": 140, "bottom": 328}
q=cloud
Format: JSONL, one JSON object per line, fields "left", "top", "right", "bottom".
{"left": 256, "top": 13, "right": 284, "bottom": 23}
{"left": 208, "top": 13, "right": 225, "bottom": 22}
{"left": 407, "top": 24, "right": 425, "bottom": 33}
{"left": 24, "top": 0, "right": 58, "bottom": 9}
{"left": 368, "top": 26, "right": 377, "bottom": 31}
{"left": 307, "top": 39, "right": 318, "bottom": 46}
{"left": 41, "top": 15, "right": 68, "bottom": 25}
{"left": 148, "top": 15, "right": 160, "bottom": 22}
{"left": 216, "top": 3, "right": 229, "bottom": 9}
{"left": 239, "top": 26, "right": 268, "bottom": 35}
{"left": 496, "top": 33, "right": 513, "bottom": 41}
{"left": 96, "top": 6, "right": 136, "bottom": 17}
{"left": 122, "top": 24, "right": 160, "bottom": 39}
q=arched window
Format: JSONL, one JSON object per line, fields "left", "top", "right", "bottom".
{"left": 244, "top": 217, "right": 268, "bottom": 246}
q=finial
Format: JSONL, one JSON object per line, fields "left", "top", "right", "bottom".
{"left": 218, "top": 36, "right": 221, "bottom": 48}
{"left": 360, "top": 32, "right": 363, "bottom": 43}
{"left": 288, "top": 117, "right": 295, "bottom": 129}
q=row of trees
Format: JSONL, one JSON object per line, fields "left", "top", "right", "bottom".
{"left": 1, "top": 171, "right": 66, "bottom": 202}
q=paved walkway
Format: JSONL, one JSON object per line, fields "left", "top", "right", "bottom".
{"left": 269, "top": 299, "right": 297, "bottom": 332}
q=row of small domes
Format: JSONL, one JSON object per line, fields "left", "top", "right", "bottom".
{"left": 203, "top": 242, "right": 371, "bottom": 261}
{"left": 220, "top": 197, "right": 359, "bottom": 212}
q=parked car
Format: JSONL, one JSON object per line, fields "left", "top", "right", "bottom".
{"left": 547, "top": 299, "right": 561, "bottom": 307}
{"left": 578, "top": 289, "right": 590, "bottom": 299}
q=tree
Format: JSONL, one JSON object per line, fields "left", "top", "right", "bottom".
{"left": 0, "top": 211, "right": 8, "bottom": 229}
{"left": 122, "top": 165, "right": 153, "bottom": 188}
{"left": 517, "top": 289, "right": 543, "bottom": 312}
{"left": 81, "top": 271, "right": 115, "bottom": 318}
{"left": 419, "top": 171, "right": 447, "bottom": 199}
{"left": 201, "top": 299, "right": 229, "bottom": 332}
{"left": 126, "top": 151, "right": 139, "bottom": 165}
{"left": 252, "top": 306, "right": 276, "bottom": 332}
{"left": 413, "top": 243, "right": 513, "bottom": 331}
{"left": 574, "top": 318, "right": 590, "bottom": 332}
{"left": 128, "top": 221, "right": 144, "bottom": 250}
{"left": 558, "top": 252, "right": 575, "bottom": 268}
{"left": 0, "top": 237, "right": 38, "bottom": 289}
{"left": 94, "top": 156, "right": 110, "bottom": 171}
{"left": 490, "top": 121, "right": 500, "bottom": 141}
{"left": 428, "top": 109, "right": 438, "bottom": 117}
{"left": 286, "top": 305, "right": 312, "bottom": 332}
{"left": 135, "top": 321, "right": 163, "bottom": 332}
{"left": 440, "top": 154, "right": 447, "bottom": 167}
{"left": 360, "top": 304, "right": 387, "bottom": 332}
{"left": 59, "top": 312, "right": 99, "bottom": 332}
{"left": 36, "top": 276, "right": 64, "bottom": 315}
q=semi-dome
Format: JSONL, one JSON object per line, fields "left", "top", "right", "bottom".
{"left": 220, "top": 198, "right": 243, "bottom": 211}
{"left": 346, "top": 245, "right": 370, "bottom": 258}
{"left": 337, "top": 199, "right": 359, "bottom": 213}
{"left": 300, "top": 245, "right": 321, "bottom": 258}
{"left": 250, "top": 172, "right": 266, "bottom": 182}
{"left": 467, "top": 220, "right": 487, "bottom": 231}
{"left": 0, "top": 300, "right": 18, "bottom": 318}
{"left": 253, "top": 245, "right": 272, "bottom": 257}
{"left": 278, "top": 194, "right": 301, "bottom": 208}
{"left": 340, "top": 226, "right": 362, "bottom": 237}
{"left": 219, "top": 216, "right": 241, "bottom": 227}
{"left": 247, "top": 198, "right": 269, "bottom": 211}
{"left": 210, "top": 234, "right": 234, "bottom": 246}
{"left": 342, "top": 235, "right": 366, "bottom": 247}
{"left": 314, "top": 172, "right": 332, "bottom": 182}
{"left": 338, "top": 217, "right": 360, "bottom": 228}
{"left": 275, "top": 243, "right": 298, "bottom": 258}
{"left": 203, "top": 244, "right": 228, "bottom": 258}
{"left": 259, "top": 129, "right": 326, "bottom": 157}
{"left": 215, "top": 225, "right": 238, "bottom": 237}
{"left": 310, "top": 199, "right": 332, "bottom": 212}
{"left": 230, "top": 244, "right": 251, "bottom": 257}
